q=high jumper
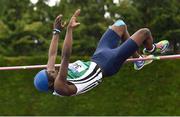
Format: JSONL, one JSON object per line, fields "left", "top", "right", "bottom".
{"left": 33, "top": 9, "right": 170, "bottom": 96}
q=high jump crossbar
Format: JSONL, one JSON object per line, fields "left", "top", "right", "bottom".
{"left": 0, "top": 54, "right": 179, "bottom": 71}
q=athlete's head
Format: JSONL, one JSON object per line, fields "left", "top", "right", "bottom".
{"left": 34, "top": 69, "right": 56, "bottom": 92}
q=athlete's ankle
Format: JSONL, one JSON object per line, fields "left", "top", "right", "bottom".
{"left": 143, "top": 44, "right": 156, "bottom": 54}
{"left": 146, "top": 44, "right": 156, "bottom": 52}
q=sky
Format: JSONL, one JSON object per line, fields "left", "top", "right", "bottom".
{"left": 30, "top": 0, "right": 60, "bottom": 7}
{"left": 30, "top": 0, "right": 119, "bottom": 7}
{"left": 30, "top": 0, "right": 119, "bottom": 18}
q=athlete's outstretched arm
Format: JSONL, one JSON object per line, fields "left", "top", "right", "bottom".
{"left": 47, "top": 15, "right": 66, "bottom": 71}
{"left": 54, "top": 9, "right": 81, "bottom": 96}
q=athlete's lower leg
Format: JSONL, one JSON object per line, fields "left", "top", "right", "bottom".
{"left": 131, "top": 28, "right": 169, "bottom": 55}
{"left": 129, "top": 28, "right": 155, "bottom": 70}
{"left": 130, "top": 28, "right": 154, "bottom": 50}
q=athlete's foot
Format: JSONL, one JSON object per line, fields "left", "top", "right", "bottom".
{"left": 143, "top": 40, "right": 169, "bottom": 55}
{"left": 134, "top": 55, "right": 154, "bottom": 70}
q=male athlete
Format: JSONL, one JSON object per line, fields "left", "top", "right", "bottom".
{"left": 34, "top": 9, "right": 169, "bottom": 96}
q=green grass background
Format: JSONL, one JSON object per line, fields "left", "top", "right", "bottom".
{"left": 0, "top": 56, "right": 180, "bottom": 116}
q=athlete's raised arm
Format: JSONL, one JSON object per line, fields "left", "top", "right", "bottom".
{"left": 47, "top": 15, "right": 66, "bottom": 71}
{"left": 54, "top": 9, "right": 81, "bottom": 96}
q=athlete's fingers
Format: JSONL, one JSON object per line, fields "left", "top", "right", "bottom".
{"left": 61, "top": 21, "right": 67, "bottom": 28}
{"left": 73, "top": 9, "right": 81, "bottom": 17}
{"left": 74, "top": 22, "right": 80, "bottom": 27}
{"left": 56, "top": 14, "right": 62, "bottom": 21}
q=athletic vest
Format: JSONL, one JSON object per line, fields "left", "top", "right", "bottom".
{"left": 53, "top": 60, "right": 103, "bottom": 96}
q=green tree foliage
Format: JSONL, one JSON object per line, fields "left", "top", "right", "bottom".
{"left": 0, "top": 0, "right": 179, "bottom": 56}
{"left": 0, "top": 0, "right": 51, "bottom": 56}
{"left": 107, "top": 0, "right": 143, "bottom": 33}
{"left": 132, "top": 0, "right": 180, "bottom": 39}
{"left": 62, "top": 0, "right": 109, "bottom": 55}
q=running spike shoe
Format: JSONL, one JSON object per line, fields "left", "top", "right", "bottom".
{"left": 143, "top": 40, "right": 169, "bottom": 55}
{"left": 134, "top": 55, "right": 154, "bottom": 70}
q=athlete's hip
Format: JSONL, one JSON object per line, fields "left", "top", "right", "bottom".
{"left": 91, "top": 48, "right": 121, "bottom": 77}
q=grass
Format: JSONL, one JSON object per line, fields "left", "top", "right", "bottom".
{"left": 0, "top": 56, "right": 179, "bottom": 115}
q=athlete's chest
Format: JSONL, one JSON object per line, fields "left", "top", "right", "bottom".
{"left": 67, "top": 60, "right": 90, "bottom": 79}
{"left": 69, "top": 60, "right": 88, "bottom": 73}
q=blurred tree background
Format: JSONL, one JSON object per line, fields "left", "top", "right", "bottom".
{"left": 0, "top": 0, "right": 179, "bottom": 115}
{"left": 0, "top": 0, "right": 179, "bottom": 56}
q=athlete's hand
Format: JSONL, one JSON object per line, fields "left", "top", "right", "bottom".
{"left": 67, "top": 9, "right": 81, "bottom": 29}
{"left": 53, "top": 14, "right": 66, "bottom": 31}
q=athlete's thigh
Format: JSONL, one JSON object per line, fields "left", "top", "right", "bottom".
{"left": 130, "top": 28, "right": 150, "bottom": 46}
{"left": 114, "top": 39, "right": 139, "bottom": 65}
{"left": 91, "top": 49, "right": 120, "bottom": 77}
{"left": 96, "top": 29, "right": 121, "bottom": 50}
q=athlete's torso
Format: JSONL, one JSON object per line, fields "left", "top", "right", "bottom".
{"left": 53, "top": 60, "right": 103, "bottom": 96}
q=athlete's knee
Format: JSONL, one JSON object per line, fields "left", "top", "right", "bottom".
{"left": 110, "top": 20, "right": 127, "bottom": 37}
{"left": 138, "top": 28, "right": 151, "bottom": 38}
{"left": 130, "top": 28, "right": 152, "bottom": 46}
{"left": 113, "top": 20, "right": 126, "bottom": 27}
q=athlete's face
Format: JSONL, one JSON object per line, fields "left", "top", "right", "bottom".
{"left": 47, "top": 70, "right": 57, "bottom": 92}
